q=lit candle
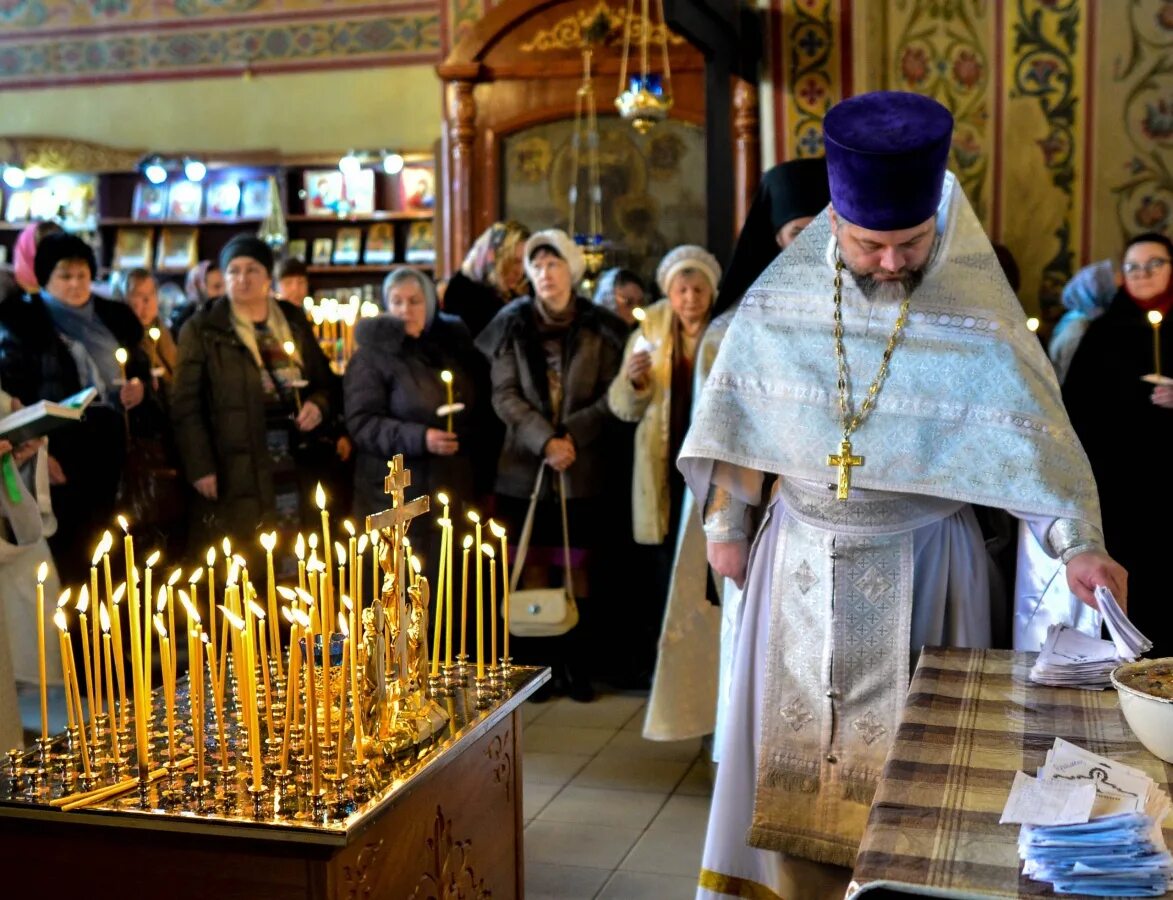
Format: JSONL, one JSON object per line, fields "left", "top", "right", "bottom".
{"left": 279, "top": 606, "right": 302, "bottom": 773}
{"left": 178, "top": 591, "right": 203, "bottom": 770}
{"left": 260, "top": 531, "right": 282, "bottom": 679}
{"left": 490, "top": 520, "right": 510, "bottom": 663}
{"left": 342, "top": 595, "right": 363, "bottom": 763}
{"left": 142, "top": 551, "right": 161, "bottom": 711}
{"left": 302, "top": 605, "right": 321, "bottom": 795}
{"left": 483, "top": 543, "right": 497, "bottom": 671}
{"left": 75, "top": 586, "right": 99, "bottom": 749}
{"left": 118, "top": 515, "right": 150, "bottom": 776}
{"left": 55, "top": 607, "right": 92, "bottom": 781}
{"left": 315, "top": 483, "right": 334, "bottom": 622}
{"left": 283, "top": 341, "right": 302, "bottom": 410}
{"left": 369, "top": 530, "right": 380, "bottom": 604}
{"left": 356, "top": 534, "right": 367, "bottom": 624}
{"left": 467, "top": 512, "right": 483, "bottom": 677}
{"left": 1150, "top": 310, "right": 1164, "bottom": 375}
{"left": 54, "top": 590, "right": 74, "bottom": 732}
{"left": 440, "top": 369, "right": 454, "bottom": 432}
{"left": 460, "top": 534, "right": 472, "bottom": 660}
{"left": 195, "top": 631, "right": 208, "bottom": 785}
{"left": 110, "top": 581, "right": 128, "bottom": 728}
{"left": 115, "top": 347, "right": 128, "bottom": 382}
{"left": 344, "top": 520, "right": 357, "bottom": 613}
{"left": 166, "top": 569, "right": 182, "bottom": 684}
{"left": 431, "top": 521, "right": 448, "bottom": 677}
{"left": 248, "top": 599, "right": 275, "bottom": 736}
{"left": 99, "top": 604, "right": 119, "bottom": 764}
{"left": 148, "top": 326, "right": 161, "bottom": 365}
{"left": 336, "top": 612, "right": 349, "bottom": 774}
{"left": 295, "top": 533, "right": 307, "bottom": 595}
{"left": 153, "top": 616, "right": 176, "bottom": 766}
{"left": 35, "top": 561, "right": 49, "bottom": 741}
{"left": 88, "top": 543, "right": 105, "bottom": 727}
{"left": 335, "top": 540, "right": 347, "bottom": 637}
{"left": 632, "top": 305, "right": 648, "bottom": 337}
{"left": 319, "top": 567, "right": 333, "bottom": 750}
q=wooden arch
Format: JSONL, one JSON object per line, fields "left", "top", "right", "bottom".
{"left": 436, "top": 0, "right": 760, "bottom": 276}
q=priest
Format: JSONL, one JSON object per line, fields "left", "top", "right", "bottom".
{"left": 681, "top": 91, "right": 1126, "bottom": 900}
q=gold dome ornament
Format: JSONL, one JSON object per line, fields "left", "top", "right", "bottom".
{"left": 614, "top": 0, "right": 674, "bottom": 134}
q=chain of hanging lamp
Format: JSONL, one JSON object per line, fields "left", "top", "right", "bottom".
{"left": 567, "top": 47, "right": 604, "bottom": 248}
{"left": 615, "top": 0, "right": 674, "bottom": 133}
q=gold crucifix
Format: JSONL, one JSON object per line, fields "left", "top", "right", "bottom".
{"left": 827, "top": 439, "right": 863, "bottom": 501}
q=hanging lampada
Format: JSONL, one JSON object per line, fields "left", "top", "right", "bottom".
{"left": 615, "top": 0, "right": 674, "bottom": 134}
{"left": 569, "top": 27, "right": 607, "bottom": 283}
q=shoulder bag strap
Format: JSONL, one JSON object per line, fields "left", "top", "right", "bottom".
{"left": 558, "top": 470, "right": 575, "bottom": 602}
{"left": 509, "top": 464, "right": 545, "bottom": 593}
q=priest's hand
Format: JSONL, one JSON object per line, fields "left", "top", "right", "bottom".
{"left": 193, "top": 474, "right": 218, "bottom": 500}
{"left": 707, "top": 539, "right": 748, "bottom": 590}
{"left": 120, "top": 377, "right": 144, "bottom": 411}
{"left": 1152, "top": 385, "right": 1173, "bottom": 409}
{"left": 1065, "top": 548, "right": 1128, "bottom": 612}
{"left": 627, "top": 350, "right": 652, "bottom": 391}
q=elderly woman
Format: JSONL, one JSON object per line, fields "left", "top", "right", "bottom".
{"left": 345, "top": 267, "right": 484, "bottom": 520}
{"left": 1063, "top": 232, "right": 1173, "bottom": 658}
{"left": 592, "top": 268, "right": 646, "bottom": 328}
{"left": 0, "top": 233, "right": 147, "bottom": 586}
{"left": 122, "top": 268, "right": 178, "bottom": 389}
{"left": 171, "top": 260, "right": 224, "bottom": 335}
{"left": 171, "top": 235, "right": 337, "bottom": 552}
{"left": 476, "top": 229, "right": 626, "bottom": 702}
{"left": 444, "top": 221, "right": 531, "bottom": 337}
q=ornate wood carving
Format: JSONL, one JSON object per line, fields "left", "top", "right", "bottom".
{"left": 447, "top": 80, "right": 478, "bottom": 270}
{"left": 411, "top": 805, "right": 491, "bottom": 900}
{"left": 342, "top": 839, "right": 386, "bottom": 900}
{"left": 518, "top": 0, "right": 686, "bottom": 53}
{"left": 483, "top": 729, "right": 513, "bottom": 802}
{"left": 0, "top": 137, "right": 142, "bottom": 175}
{"left": 732, "top": 78, "right": 761, "bottom": 235}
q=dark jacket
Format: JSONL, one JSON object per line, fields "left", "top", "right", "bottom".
{"left": 345, "top": 312, "right": 486, "bottom": 519}
{"left": 171, "top": 297, "right": 337, "bottom": 545}
{"left": 443, "top": 271, "right": 506, "bottom": 338}
{"left": 476, "top": 296, "right": 626, "bottom": 499}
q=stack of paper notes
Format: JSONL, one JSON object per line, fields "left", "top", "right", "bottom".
{"left": 1030, "top": 586, "right": 1153, "bottom": 689}
{"left": 1001, "top": 738, "right": 1172, "bottom": 896}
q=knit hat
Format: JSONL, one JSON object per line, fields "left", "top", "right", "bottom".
{"left": 524, "top": 229, "right": 586, "bottom": 286}
{"left": 656, "top": 245, "right": 721, "bottom": 296}
{"left": 33, "top": 232, "right": 96, "bottom": 289}
{"left": 219, "top": 234, "right": 274, "bottom": 274}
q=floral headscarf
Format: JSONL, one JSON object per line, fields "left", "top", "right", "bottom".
{"left": 459, "top": 221, "right": 530, "bottom": 298}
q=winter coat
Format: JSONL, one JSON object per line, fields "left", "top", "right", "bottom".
{"left": 475, "top": 296, "right": 626, "bottom": 500}
{"left": 443, "top": 271, "right": 506, "bottom": 338}
{"left": 344, "top": 312, "right": 484, "bottom": 519}
{"left": 170, "top": 296, "right": 337, "bottom": 545}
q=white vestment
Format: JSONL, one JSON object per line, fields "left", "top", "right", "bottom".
{"left": 680, "top": 174, "right": 1101, "bottom": 898}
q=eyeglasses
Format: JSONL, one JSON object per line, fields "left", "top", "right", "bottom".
{"left": 1122, "top": 258, "right": 1171, "bottom": 277}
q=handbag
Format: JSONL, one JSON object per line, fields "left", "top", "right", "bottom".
{"left": 506, "top": 465, "right": 579, "bottom": 637}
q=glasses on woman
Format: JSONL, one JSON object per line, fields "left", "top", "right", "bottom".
{"left": 1122, "top": 258, "right": 1171, "bottom": 278}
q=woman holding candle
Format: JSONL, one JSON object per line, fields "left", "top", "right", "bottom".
{"left": 475, "top": 229, "right": 627, "bottom": 703}
{"left": 591, "top": 269, "right": 647, "bottom": 330}
{"left": 171, "top": 235, "right": 338, "bottom": 557}
{"left": 0, "top": 233, "right": 148, "bottom": 588}
{"left": 1063, "top": 231, "right": 1173, "bottom": 656}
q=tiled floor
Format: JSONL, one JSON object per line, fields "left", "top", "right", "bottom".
{"left": 521, "top": 691, "right": 711, "bottom": 899}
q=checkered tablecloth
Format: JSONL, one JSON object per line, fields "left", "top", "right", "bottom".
{"left": 849, "top": 647, "right": 1173, "bottom": 899}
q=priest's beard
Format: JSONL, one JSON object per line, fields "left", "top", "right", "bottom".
{"left": 845, "top": 233, "right": 940, "bottom": 302}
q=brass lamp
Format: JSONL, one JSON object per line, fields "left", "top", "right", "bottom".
{"left": 615, "top": 0, "right": 674, "bottom": 134}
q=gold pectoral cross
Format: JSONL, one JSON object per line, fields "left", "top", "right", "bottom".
{"left": 827, "top": 439, "right": 864, "bottom": 501}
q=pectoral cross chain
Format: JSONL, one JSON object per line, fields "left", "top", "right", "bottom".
{"left": 827, "top": 439, "right": 864, "bottom": 501}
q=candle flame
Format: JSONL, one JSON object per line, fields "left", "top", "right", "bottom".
{"left": 358, "top": 534, "right": 368, "bottom": 554}
{"left": 440, "top": 369, "right": 453, "bottom": 384}
{"left": 144, "top": 549, "right": 161, "bottom": 569}
{"left": 488, "top": 519, "right": 506, "bottom": 539}
{"left": 260, "top": 531, "right": 276, "bottom": 552}
{"left": 91, "top": 540, "right": 106, "bottom": 566}
{"left": 295, "top": 533, "right": 305, "bottom": 559}
{"left": 436, "top": 491, "right": 450, "bottom": 506}
{"left": 248, "top": 600, "right": 266, "bottom": 620}
{"left": 222, "top": 537, "right": 232, "bottom": 557}
{"left": 167, "top": 567, "right": 183, "bottom": 586}
{"left": 338, "top": 613, "right": 349, "bottom": 637}
{"left": 466, "top": 509, "right": 480, "bottom": 524}
{"left": 335, "top": 541, "right": 346, "bottom": 560}
{"left": 344, "top": 519, "right": 356, "bottom": 537}
{"left": 206, "top": 547, "right": 216, "bottom": 566}
{"left": 410, "top": 555, "right": 422, "bottom": 574}
{"left": 188, "top": 568, "right": 203, "bottom": 585}
{"left": 309, "top": 533, "right": 319, "bottom": 550}
{"left": 481, "top": 543, "right": 495, "bottom": 559}
{"left": 402, "top": 537, "right": 411, "bottom": 551}
{"left": 632, "top": 306, "right": 647, "bottom": 323}
{"left": 149, "top": 326, "right": 161, "bottom": 341}
{"left": 53, "top": 608, "right": 68, "bottom": 633}
{"left": 56, "top": 588, "right": 72, "bottom": 608}
{"left": 156, "top": 586, "right": 167, "bottom": 613}
{"left": 113, "top": 582, "right": 126, "bottom": 604}
{"left": 437, "top": 517, "right": 452, "bottom": 528}
{"left": 276, "top": 586, "right": 297, "bottom": 601}
{"left": 99, "top": 604, "right": 111, "bottom": 632}
{"left": 226, "top": 560, "right": 239, "bottom": 587}
{"left": 281, "top": 607, "right": 295, "bottom": 624}
{"left": 315, "top": 482, "right": 326, "bottom": 510}
{"left": 369, "top": 529, "right": 380, "bottom": 546}
{"left": 463, "top": 534, "right": 474, "bottom": 550}
{"left": 291, "top": 608, "right": 311, "bottom": 628}
{"left": 115, "top": 347, "right": 128, "bottom": 365}
{"left": 219, "top": 605, "right": 245, "bottom": 632}
{"left": 117, "top": 514, "right": 130, "bottom": 534}
{"left": 1150, "top": 310, "right": 1164, "bottom": 326}
{"left": 36, "top": 560, "right": 48, "bottom": 583}
{"left": 283, "top": 340, "right": 296, "bottom": 357}
{"left": 76, "top": 585, "right": 90, "bottom": 614}
{"left": 179, "top": 591, "right": 199, "bottom": 623}
{"left": 153, "top": 615, "right": 167, "bottom": 639}
{"left": 294, "top": 588, "right": 315, "bottom": 606}
{"left": 1025, "top": 317, "right": 1040, "bottom": 333}
{"left": 201, "top": 632, "right": 210, "bottom": 645}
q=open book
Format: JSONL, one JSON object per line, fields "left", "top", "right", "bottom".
{"left": 0, "top": 387, "right": 98, "bottom": 445}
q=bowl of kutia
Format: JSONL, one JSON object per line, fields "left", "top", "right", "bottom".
{"left": 1111, "top": 657, "right": 1173, "bottom": 764}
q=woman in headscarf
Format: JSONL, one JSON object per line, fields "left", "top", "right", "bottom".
{"left": 476, "top": 229, "right": 627, "bottom": 702}
{"left": 0, "top": 232, "right": 148, "bottom": 587}
{"left": 171, "top": 235, "right": 338, "bottom": 555}
{"left": 1049, "top": 259, "right": 1117, "bottom": 384}
{"left": 592, "top": 268, "right": 647, "bottom": 328}
{"left": 643, "top": 158, "right": 831, "bottom": 748}
{"left": 1062, "top": 232, "right": 1173, "bottom": 657}
{"left": 12, "top": 221, "right": 64, "bottom": 295}
{"left": 444, "top": 221, "right": 531, "bottom": 338}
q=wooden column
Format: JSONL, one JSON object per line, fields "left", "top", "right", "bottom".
{"left": 446, "top": 80, "right": 478, "bottom": 274}
{"left": 732, "top": 78, "right": 760, "bottom": 238}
